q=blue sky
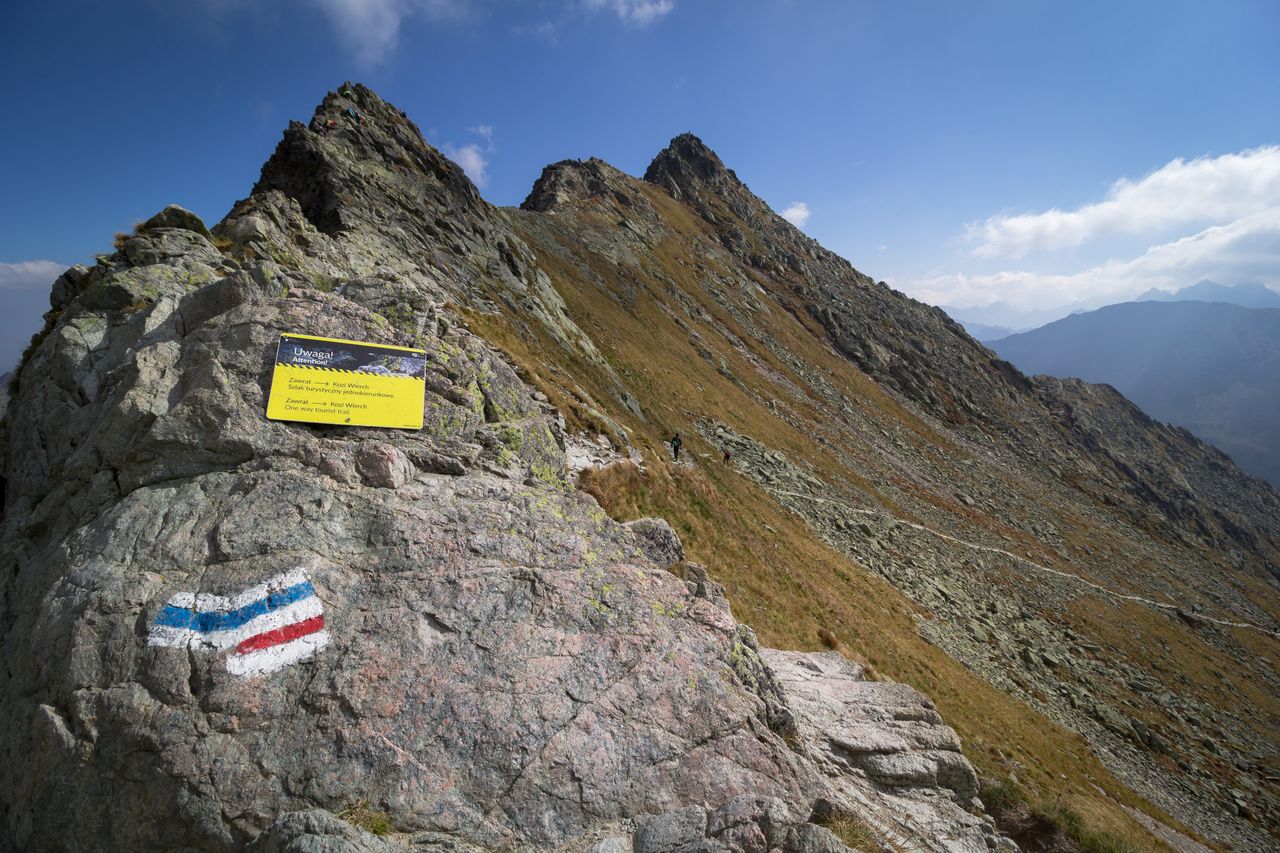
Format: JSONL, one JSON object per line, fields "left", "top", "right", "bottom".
{"left": 2, "top": 1, "right": 1278, "bottom": 370}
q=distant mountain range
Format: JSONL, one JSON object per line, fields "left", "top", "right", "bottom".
{"left": 1136, "top": 279, "right": 1280, "bottom": 309}
{"left": 946, "top": 280, "right": 1280, "bottom": 342}
{"left": 990, "top": 298, "right": 1280, "bottom": 485}
{"left": 960, "top": 321, "right": 1019, "bottom": 341}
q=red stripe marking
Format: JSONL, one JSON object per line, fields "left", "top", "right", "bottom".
{"left": 236, "top": 615, "right": 325, "bottom": 654}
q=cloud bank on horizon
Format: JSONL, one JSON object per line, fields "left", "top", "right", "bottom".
{"left": 0, "top": 261, "right": 66, "bottom": 292}
{"left": 0, "top": 260, "right": 67, "bottom": 375}
{"left": 904, "top": 146, "right": 1280, "bottom": 313}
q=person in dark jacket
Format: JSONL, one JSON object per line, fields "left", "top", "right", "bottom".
{"left": 669, "top": 433, "right": 682, "bottom": 462}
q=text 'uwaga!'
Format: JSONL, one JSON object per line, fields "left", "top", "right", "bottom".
{"left": 266, "top": 333, "right": 427, "bottom": 429}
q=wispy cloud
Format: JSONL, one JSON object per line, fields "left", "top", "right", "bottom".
{"left": 309, "top": 0, "right": 467, "bottom": 68}
{"left": 969, "top": 146, "right": 1280, "bottom": 259}
{"left": 781, "top": 201, "right": 811, "bottom": 228}
{"left": 313, "top": 0, "right": 671, "bottom": 60}
{"left": 0, "top": 260, "right": 66, "bottom": 291}
{"left": 585, "top": 0, "right": 675, "bottom": 26}
{"left": 513, "top": 19, "right": 559, "bottom": 43}
{"left": 517, "top": 2, "right": 673, "bottom": 41}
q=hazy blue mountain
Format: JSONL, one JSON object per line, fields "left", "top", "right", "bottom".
{"left": 959, "top": 321, "right": 1017, "bottom": 341}
{"left": 1135, "top": 279, "right": 1280, "bottom": 309}
{"left": 990, "top": 300, "right": 1280, "bottom": 485}
{"left": 941, "top": 301, "right": 1082, "bottom": 332}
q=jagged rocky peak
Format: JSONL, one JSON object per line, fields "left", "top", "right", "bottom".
{"left": 643, "top": 132, "right": 740, "bottom": 200}
{"left": 250, "top": 81, "right": 482, "bottom": 236}
{"left": 520, "top": 156, "right": 642, "bottom": 212}
{"left": 641, "top": 131, "right": 818, "bottom": 263}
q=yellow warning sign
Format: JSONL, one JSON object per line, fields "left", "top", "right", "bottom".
{"left": 265, "top": 333, "right": 426, "bottom": 429}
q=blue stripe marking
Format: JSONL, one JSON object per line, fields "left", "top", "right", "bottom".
{"left": 154, "top": 582, "right": 315, "bottom": 633}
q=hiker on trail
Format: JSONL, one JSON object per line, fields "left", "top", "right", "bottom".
{"left": 723, "top": 449, "right": 731, "bottom": 464}
{"left": 669, "top": 433, "right": 682, "bottom": 462}
{"left": 344, "top": 107, "right": 365, "bottom": 127}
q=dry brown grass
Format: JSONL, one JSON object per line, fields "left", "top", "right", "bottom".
{"left": 337, "top": 800, "right": 392, "bottom": 836}
{"left": 817, "top": 627, "right": 882, "bottom": 681}
{"left": 459, "top": 191, "right": 1228, "bottom": 850}
{"left": 814, "top": 810, "right": 884, "bottom": 852}
{"left": 112, "top": 220, "right": 147, "bottom": 250}
{"left": 568, "top": 436, "right": 1176, "bottom": 849}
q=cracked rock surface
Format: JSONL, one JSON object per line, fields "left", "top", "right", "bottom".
{"left": 764, "top": 651, "right": 1008, "bottom": 853}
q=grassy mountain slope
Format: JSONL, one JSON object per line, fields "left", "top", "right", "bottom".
{"left": 478, "top": 152, "right": 1278, "bottom": 847}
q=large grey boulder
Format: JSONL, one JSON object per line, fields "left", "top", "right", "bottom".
{"left": 631, "top": 797, "right": 855, "bottom": 853}
{"left": 763, "top": 650, "right": 1007, "bottom": 853}
{"left": 0, "top": 204, "right": 818, "bottom": 851}
{"left": 246, "top": 810, "right": 399, "bottom": 853}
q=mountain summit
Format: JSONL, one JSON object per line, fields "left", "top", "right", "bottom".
{"left": 644, "top": 132, "right": 738, "bottom": 197}
{"left": 2, "top": 83, "right": 1277, "bottom": 851}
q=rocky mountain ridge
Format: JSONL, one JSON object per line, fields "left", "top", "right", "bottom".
{"left": 1, "top": 82, "right": 1277, "bottom": 850}
{"left": 501, "top": 107, "right": 1280, "bottom": 846}
{"left": 0, "top": 84, "right": 1014, "bottom": 852}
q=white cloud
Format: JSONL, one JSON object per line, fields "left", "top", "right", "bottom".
{"left": 0, "top": 260, "right": 66, "bottom": 291}
{"left": 309, "top": 0, "right": 466, "bottom": 68}
{"left": 781, "top": 201, "right": 811, "bottom": 228}
{"left": 469, "top": 124, "right": 494, "bottom": 147}
{"left": 907, "top": 145, "right": 1280, "bottom": 315}
{"left": 585, "top": 0, "right": 675, "bottom": 26}
{"left": 441, "top": 124, "right": 495, "bottom": 187}
{"left": 904, "top": 208, "right": 1280, "bottom": 311}
{"left": 442, "top": 142, "right": 489, "bottom": 187}
{"left": 970, "top": 146, "right": 1280, "bottom": 259}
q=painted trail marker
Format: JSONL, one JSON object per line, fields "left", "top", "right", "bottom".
{"left": 266, "top": 333, "right": 426, "bottom": 430}
{"left": 148, "top": 568, "right": 330, "bottom": 676}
